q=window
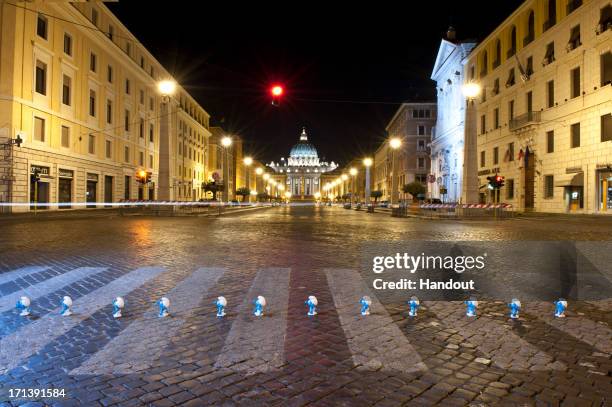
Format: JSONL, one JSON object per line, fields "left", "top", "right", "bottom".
{"left": 139, "top": 151, "right": 144, "bottom": 166}
{"left": 547, "top": 80, "right": 554, "bottom": 108}
{"left": 544, "top": 175, "right": 554, "bottom": 198}
{"left": 88, "top": 134, "right": 95, "bottom": 154}
{"left": 567, "top": 0, "right": 582, "bottom": 14}
{"left": 149, "top": 97, "right": 154, "bottom": 111}
{"left": 508, "top": 142, "right": 515, "bottom": 161}
{"left": 569, "top": 25, "right": 581, "bottom": 50}
{"left": 481, "top": 51, "right": 488, "bottom": 77}
{"left": 105, "top": 140, "right": 112, "bottom": 159}
{"left": 527, "top": 91, "right": 533, "bottom": 112}
{"left": 149, "top": 123, "right": 154, "bottom": 142}
{"left": 493, "top": 146, "right": 499, "bottom": 164}
{"left": 37, "top": 14, "right": 48, "bottom": 39}
{"left": 417, "top": 139, "right": 425, "bottom": 151}
{"left": 108, "top": 25, "right": 114, "bottom": 41}
{"left": 149, "top": 154, "right": 153, "bottom": 168}
{"left": 126, "top": 42, "right": 131, "bottom": 56}
{"left": 480, "top": 114, "right": 486, "bottom": 134}
{"left": 509, "top": 26, "right": 517, "bottom": 57}
{"left": 125, "top": 79, "right": 130, "bottom": 94}
{"left": 62, "top": 75, "right": 71, "bottom": 106}
{"left": 91, "top": 8, "right": 98, "bottom": 26}
{"left": 526, "top": 56, "right": 534, "bottom": 76}
{"left": 601, "top": 52, "right": 612, "bottom": 86}
{"left": 425, "top": 110, "right": 431, "bottom": 118}
{"left": 35, "top": 60, "right": 47, "bottom": 95}
{"left": 90, "top": 53, "right": 97, "bottom": 73}
{"left": 544, "top": 42, "right": 555, "bottom": 64}
{"left": 509, "top": 100, "right": 514, "bottom": 120}
{"left": 571, "top": 122, "right": 580, "bottom": 148}
{"left": 600, "top": 5, "right": 612, "bottom": 33}
{"left": 545, "top": 0, "right": 556, "bottom": 30}
{"left": 106, "top": 100, "right": 113, "bottom": 124}
{"left": 63, "top": 33, "right": 72, "bottom": 56}
{"left": 89, "top": 90, "right": 96, "bottom": 116}
{"left": 150, "top": 66, "right": 155, "bottom": 78}
{"left": 61, "top": 125, "right": 70, "bottom": 148}
{"left": 601, "top": 114, "right": 611, "bottom": 142}
{"left": 139, "top": 118, "right": 144, "bottom": 138}
{"left": 125, "top": 110, "right": 130, "bottom": 131}
{"left": 494, "top": 40, "right": 501, "bottom": 68}
{"left": 525, "top": 11, "right": 535, "bottom": 45}
{"left": 124, "top": 146, "right": 130, "bottom": 163}
{"left": 140, "top": 56, "right": 145, "bottom": 68}
{"left": 107, "top": 65, "right": 113, "bottom": 83}
{"left": 571, "top": 67, "right": 581, "bottom": 98}
{"left": 418, "top": 125, "right": 425, "bottom": 135}
{"left": 417, "top": 157, "right": 425, "bottom": 169}
{"left": 506, "top": 179, "right": 514, "bottom": 199}
{"left": 470, "top": 65, "right": 475, "bottom": 80}
{"left": 139, "top": 89, "right": 144, "bottom": 104}
{"left": 34, "top": 117, "right": 45, "bottom": 142}
{"left": 547, "top": 130, "right": 555, "bottom": 153}
{"left": 480, "top": 151, "right": 486, "bottom": 167}
{"left": 494, "top": 108, "right": 499, "bottom": 129}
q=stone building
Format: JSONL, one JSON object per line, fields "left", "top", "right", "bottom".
{"left": 465, "top": 0, "right": 611, "bottom": 213}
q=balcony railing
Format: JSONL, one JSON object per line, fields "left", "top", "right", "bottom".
{"left": 509, "top": 111, "right": 541, "bottom": 131}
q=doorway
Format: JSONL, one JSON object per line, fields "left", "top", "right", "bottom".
{"left": 524, "top": 147, "right": 535, "bottom": 209}
{"left": 30, "top": 181, "right": 49, "bottom": 210}
{"left": 104, "top": 176, "right": 113, "bottom": 207}
{"left": 86, "top": 180, "right": 97, "bottom": 208}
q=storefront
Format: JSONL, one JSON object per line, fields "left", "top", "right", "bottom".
{"left": 58, "top": 169, "right": 73, "bottom": 209}
{"left": 86, "top": 173, "right": 98, "bottom": 208}
{"left": 597, "top": 166, "right": 612, "bottom": 213}
{"left": 104, "top": 175, "right": 113, "bottom": 207}
{"left": 556, "top": 171, "right": 583, "bottom": 212}
{"left": 30, "top": 165, "right": 50, "bottom": 210}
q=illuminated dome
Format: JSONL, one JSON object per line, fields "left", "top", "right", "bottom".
{"left": 290, "top": 128, "right": 318, "bottom": 159}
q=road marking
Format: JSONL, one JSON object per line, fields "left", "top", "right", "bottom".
{"left": 0, "top": 266, "right": 49, "bottom": 285}
{"left": 0, "top": 266, "right": 165, "bottom": 375}
{"left": 70, "top": 267, "right": 225, "bottom": 375}
{"left": 0, "top": 267, "right": 106, "bottom": 313}
{"left": 526, "top": 301, "right": 612, "bottom": 354}
{"left": 326, "top": 269, "right": 427, "bottom": 373}
{"left": 214, "top": 268, "right": 290, "bottom": 374}
{"left": 426, "top": 301, "right": 564, "bottom": 371}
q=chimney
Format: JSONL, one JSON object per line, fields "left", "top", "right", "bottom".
{"left": 446, "top": 26, "right": 456, "bottom": 41}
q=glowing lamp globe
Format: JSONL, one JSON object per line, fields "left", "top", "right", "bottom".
{"left": 271, "top": 85, "right": 283, "bottom": 96}
{"left": 462, "top": 82, "right": 481, "bottom": 98}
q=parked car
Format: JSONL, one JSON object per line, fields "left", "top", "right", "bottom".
{"left": 378, "top": 201, "right": 390, "bottom": 208}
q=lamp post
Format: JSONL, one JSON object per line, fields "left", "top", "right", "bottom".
{"left": 462, "top": 82, "right": 482, "bottom": 204}
{"left": 157, "top": 80, "right": 177, "bottom": 201}
{"left": 221, "top": 136, "right": 232, "bottom": 203}
{"left": 243, "top": 156, "right": 253, "bottom": 202}
{"left": 363, "top": 157, "right": 373, "bottom": 209}
{"left": 389, "top": 137, "right": 402, "bottom": 207}
{"left": 349, "top": 167, "right": 357, "bottom": 207}
{"left": 341, "top": 174, "right": 348, "bottom": 202}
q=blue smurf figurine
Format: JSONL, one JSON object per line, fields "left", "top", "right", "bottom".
{"left": 508, "top": 298, "right": 521, "bottom": 319}
{"left": 306, "top": 295, "right": 318, "bottom": 316}
{"left": 360, "top": 296, "right": 372, "bottom": 316}
{"left": 158, "top": 297, "right": 170, "bottom": 317}
{"left": 408, "top": 296, "right": 420, "bottom": 317}
{"left": 554, "top": 298, "right": 567, "bottom": 318}
{"left": 60, "top": 296, "right": 73, "bottom": 316}
{"left": 253, "top": 295, "right": 266, "bottom": 317}
{"left": 112, "top": 297, "right": 124, "bottom": 318}
{"left": 16, "top": 296, "right": 31, "bottom": 316}
{"left": 465, "top": 298, "right": 478, "bottom": 317}
{"left": 215, "top": 296, "right": 227, "bottom": 317}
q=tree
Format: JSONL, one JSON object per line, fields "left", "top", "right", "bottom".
{"left": 370, "top": 190, "right": 383, "bottom": 203}
{"left": 257, "top": 192, "right": 270, "bottom": 202}
{"left": 402, "top": 182, "right": 426, "bottom": 201}
{"left": 236, "top": 187, "right": 251, "bottom": 202}
{"left": 202, "top": 181, "right": 220, "bottom": 200}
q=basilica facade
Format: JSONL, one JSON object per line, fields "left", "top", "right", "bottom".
{"left": 267, "top": 128, "right": 338, "bottom": 198}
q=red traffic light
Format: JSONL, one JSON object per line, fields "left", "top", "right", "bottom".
{"left": 271, "top": 85, "right": 284, "bottom": 96}
{"left": 495, "top": 175, "right": 503, "bottom": 182}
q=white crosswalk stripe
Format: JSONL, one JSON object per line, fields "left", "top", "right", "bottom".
{"left": 326, "top": 269, "right": 427, "bottom": 373}
{"left": 0, "top": 267, "right": 106, "bottom": 313}
{"left": 70, "top": 267, "right": 225, "bottom": 375}
{"left": 0, "top": 266, "right": 49, "bottom": 285}
{"left": 425, "top": 301, "right": 565, "bottom": 371}
{"left": 0, "top": 266, "right": 165, "bottom": 375}
{"left": 526, "top": 301, "right": 612, "bottom": 354}
{"left": 214, "top": 268, "right": 291, "bottom": 374}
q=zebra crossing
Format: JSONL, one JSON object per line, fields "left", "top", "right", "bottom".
{"left": 0, "top": 264, "right": 610, "bottom": 379}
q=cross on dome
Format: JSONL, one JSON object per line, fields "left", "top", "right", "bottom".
{"left": 300, "top": 127, "right": 308, "bottom": 141}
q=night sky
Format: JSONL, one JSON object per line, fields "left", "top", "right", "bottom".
{"left": 107, "top": 1, "right": 524, "bottom": 165}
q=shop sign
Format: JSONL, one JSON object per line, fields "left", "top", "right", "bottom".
{"left": 58, "top": 169, "right": 74, "bottom": 178}
{"left": 30, "top": 165, "right": 49, "bottom": 176}
{"left": 87, "top": 173, "right": 99, "bottom": 182}
{"left": 566, "top": 167, "right": 582, "bottom": 174}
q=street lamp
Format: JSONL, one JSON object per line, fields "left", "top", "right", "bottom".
{"left": 462, "top": 82, "right": 481, "bottom": 99}
{"left": 389, "top": 138, "right": 402, "bottom": 207}
{"left": 349, "top": 168, "right": 357, "bottom": 206}
{"left": 158, "top": 80, "right": 176, "bottom": 100}
{"left": 363, "top": 157, "right": 373, "bottom": 209}
{"left": 157, "top": 80, "right": 178, "bottom": 201}
{"left": 243, "top": 156, "right": 253, "bottom": 203}
{"left": 221, "top": 136, "right": 232, "bottom": 203}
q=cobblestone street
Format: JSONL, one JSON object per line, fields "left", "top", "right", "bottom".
{"left": 0, "top": 206, "right": 611, "bottom": 406}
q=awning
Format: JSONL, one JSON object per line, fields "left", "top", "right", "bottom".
{"left": 555, "top": 172, "right": 583, "bottom": 187}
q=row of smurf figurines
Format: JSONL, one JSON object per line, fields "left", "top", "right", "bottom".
{"left": 15, "top": 295, "right": 570, "bottom": 320}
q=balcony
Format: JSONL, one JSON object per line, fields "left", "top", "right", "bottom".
{"left": 567, "top": 0, "right": 582, "bottom": 15}
{"left": 509, "top": 111, "right": 541, "bottom": 131}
